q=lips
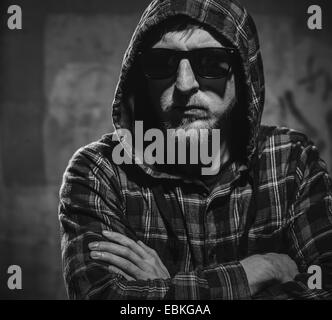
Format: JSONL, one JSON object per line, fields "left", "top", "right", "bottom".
{"left": 163, "top": 105, "right": 209, "bottom": 123}
{"left": 174, "top": 105, "right": 206, "bottom": 111}
{"left": 175, "top": 105, "right": 208, "bottom": 118}
{"left": 173, "top": 105, "right": 207, "bottom": 113}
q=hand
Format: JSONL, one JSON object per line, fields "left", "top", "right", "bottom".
{"left": 240, "top": 253, "right": 299, "bottom": 296}
{"left": 263, "top": 253, "right": 299, "bottom": 283}
{"left": 88, "top": 231, "right": 170, "bottom": 281}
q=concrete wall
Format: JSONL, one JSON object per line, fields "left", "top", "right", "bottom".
{"left": 0, "top": 0, "right": 332, "bottom": 299}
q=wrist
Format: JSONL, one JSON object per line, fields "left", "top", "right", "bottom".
{"left": 262, "top": 254, "right": 280, "bottom": 281}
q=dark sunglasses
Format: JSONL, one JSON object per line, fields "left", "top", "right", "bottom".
{"left": 138, "top": 47, "right": 236, "bottom": 80}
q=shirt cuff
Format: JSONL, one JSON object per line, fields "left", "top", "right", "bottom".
{"left": 203, "top": 261, "right": 252, "bottom": 299}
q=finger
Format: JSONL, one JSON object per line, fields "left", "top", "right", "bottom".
{"left": 138, "top": 241, "right": 169, "bottom": 276}
{"left": 89, "top": 241, "right": 148, "bottom": 270}
{"left": 102, "top": 231, "right": 150, "bottom": 259}
{"left": 137, "top": 241, "right": 163, "bottom": 263}
{"left": 90, "top": 251, "right": 147, "bottom": 279}
{"left": 108, "top": 265, "right": 136, "bottom": 281}
{"left": 137, "top": 241, "right": 156, "bottom": 255}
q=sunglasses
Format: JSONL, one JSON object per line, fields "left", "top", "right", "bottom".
{"left": 138, "top": 47, "right": 236, "bottom": 80}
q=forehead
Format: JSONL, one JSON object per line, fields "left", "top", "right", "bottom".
{"left": 152, "top": 27, "right": 224, "bottom": 50}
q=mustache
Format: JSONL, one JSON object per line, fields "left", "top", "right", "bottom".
{"left": 165, "top": 102, "right": 209, "bottom": 112}
{"left": 172, "top": 105, "right": 208, "bottom": 111}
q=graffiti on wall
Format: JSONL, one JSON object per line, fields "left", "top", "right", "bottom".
{"left": 258, "top": 14, "right": 332, "bottom": 175}
{"left": 277, "top": 55, "right": 332, "bottom": 173}
{"left": 298, "top": 56, "right": 332, "bottom": 102}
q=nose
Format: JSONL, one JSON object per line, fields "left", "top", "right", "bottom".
{"left": 175, "top": 59, "right": 199, "bottom": 95}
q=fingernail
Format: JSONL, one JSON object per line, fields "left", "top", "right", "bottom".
{"left": 102, "top": 230, "right": 112, "bottom": 236}
{"left": 90, "top": 251, "right": 101, "bottom": 259}
{"left": 88, "top": 242, "right": 99, "bottom": 250}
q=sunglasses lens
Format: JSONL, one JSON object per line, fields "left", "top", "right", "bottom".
{"left": 140, "top": 48, "right": 233, "bottom": 79}
{"left": 140, "top": 49, "right": 178, "bottom": 79}
{"left": 195, "top": 49, "right": 232, "bottom": 78}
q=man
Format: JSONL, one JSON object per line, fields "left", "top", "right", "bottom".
{"left": 58, "top": 0, "right": 332, "bottom": 299}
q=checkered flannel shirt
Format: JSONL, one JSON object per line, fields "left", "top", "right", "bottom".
{"left": 59, "top": 126, "right": 332, "bottom": 299}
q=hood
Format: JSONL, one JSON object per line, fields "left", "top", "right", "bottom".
{"left": 111, "top": 0, "right": 265, "bottom": 177}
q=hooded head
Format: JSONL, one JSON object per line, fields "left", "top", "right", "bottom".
{"left": 111, "top": 0, "right": 265, "bottom": 175}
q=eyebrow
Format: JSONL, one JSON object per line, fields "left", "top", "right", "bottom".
{"left": 152, "top": 42, "right": 224, "bottom": 50}
{"left": 153, "top": 30, "right": 225, "bottom": 50}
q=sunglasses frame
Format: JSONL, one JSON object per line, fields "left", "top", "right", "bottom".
{"left": 138, "top": 47, "right": 236, "bottom": 80}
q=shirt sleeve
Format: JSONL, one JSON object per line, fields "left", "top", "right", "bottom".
{"left": 254, "top": 137, "right": 332, "bottom": 300}
{"left": 58, "top": 146, "right": 251, "bottom": 300}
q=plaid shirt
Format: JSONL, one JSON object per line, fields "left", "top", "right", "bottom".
{"left": 59, "top": 125, "right": 332, "bottom": 299}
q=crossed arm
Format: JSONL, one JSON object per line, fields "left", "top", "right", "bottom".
{"left": 59, "top": 143, "right": 332, "bottom": 299}
{"left": 88, "top": 230, "right": 299, "bottom": 297}
{"left": 89, "top": 231, "right": 171, "bottom": 282}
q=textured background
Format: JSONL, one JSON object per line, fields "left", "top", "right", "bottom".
{"left": 0, "top": 0, "right": 332, "bottom": 299}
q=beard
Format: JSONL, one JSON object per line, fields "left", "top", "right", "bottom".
{"left": 160, "top": 97, "right": 236, "bottom": 145}
{"left": 150, "top": 98, "right": 237, "bottom": 175}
